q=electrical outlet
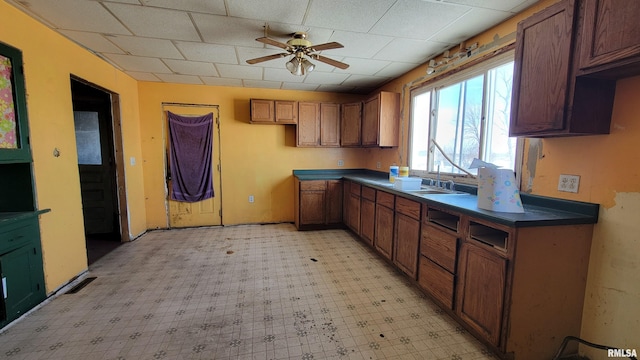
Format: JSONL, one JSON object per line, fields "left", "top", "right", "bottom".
{"left": 558, "top": 174, "right": 580, "bottom": 193}
{"left": 248, "top": 195, "right": 254, "bottom": 203}
{"left": 376, "top": 161, "right": 381, "bottom": 169}
{"left": 337, "top": 159, "right": 344, "bottom": 167}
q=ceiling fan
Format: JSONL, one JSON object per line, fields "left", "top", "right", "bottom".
{"left": 246, "top": 31, "right": 349, "bottom": 75}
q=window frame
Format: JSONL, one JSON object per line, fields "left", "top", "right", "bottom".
{"left": 408, "top": 50, "right": 523, "bottom": 186}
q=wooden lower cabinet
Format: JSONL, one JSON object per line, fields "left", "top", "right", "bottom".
{"left": 374, "top": 199, "right": 394, "bottom": 260}
{"left": 346, "top": 183, "right": 361, "bottom": 234}
{"left": 336, "top": 181, "right": 594, "bottom": 360}
{"left": 359, "top": 186, "right": 376, "bottom": 246}
{"left": 393, "top": 197, "right": 421, "bottom": 279}
{"left": 294, "top": 179, "right": 342, "bottom": 230}
{"left": 456, "top": 242, "right": 507, "bottom": 347}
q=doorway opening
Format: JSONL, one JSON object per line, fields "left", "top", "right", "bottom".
{"left": 71, "top": 78, "right": 128, "bottom": 265}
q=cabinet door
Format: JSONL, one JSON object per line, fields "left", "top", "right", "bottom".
{"left": 250, "top": 99, "right": 274, "bottom": 123}
{"left": 325, "top": 180, "right": 343, "bottom": 224}
{"left": 510, "top": 0, "right": 576, "bottom": 135}
{"left": 347, "top": 193, "right": 360, "bottom": 234}
{"left": 275, "top": 101, "right": 298, "bottom": 124}
{"left": 374, "top": 204, "right": 394, "bottom": 260}
{"left": 0, "top": 245, "right": 43, "bottom": 323}
{"left": 341, "top": 102, "right": 362, "bottom": 146}
{"left": 361, "top": 95, "right": 379, "bottom": 146}
{"left": 299, "top": 191, "right": 325, "bottom": 225}
{"left": 360, "top": 198, "right": 375, "bottom": 246}
{"left": 320, "top": 103, "right": 340, "bottom": 147}
{"left": 457, "top": 243, "right": 507, "bottom": 346}
{"left": 579, "top": 0, "right": 640, "bottom": 75}
{"left": 297, "top": 102, "right": 321, "bottom": 146}
{"left": 393, "top": 213, "right": 420, "bottom": 279}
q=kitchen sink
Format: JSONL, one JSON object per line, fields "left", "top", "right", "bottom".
{"left": 407, "top": 186, "right": 466, "bottom": 195}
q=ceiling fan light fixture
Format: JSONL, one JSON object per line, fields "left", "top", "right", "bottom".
{"left": 286, "top": 57, "right": 300, "bottom": 74}
{"left": 301, "top": 58, "right": 315, "bottom": 73}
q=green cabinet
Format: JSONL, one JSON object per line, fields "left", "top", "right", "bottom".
{"left": 0, "top": 42, "right": 47, "bottom": 329}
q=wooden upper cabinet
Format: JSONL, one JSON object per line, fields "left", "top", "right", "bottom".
{"left": 341, "top": 102, "right": 362, "bottom": 147}
{"left": 362, "top": 91, "right": 399, "bottom": 147}
{"left": 320, "top": 103, "right": 340, "bottom": 147}
{"left": 296, "top": 102, "right": 340, "bottom": 147}
{"left": 250, "top": 99, "right": 275, "bottom": 123}
{"left": 509, "top": 0, "right": 616, "bottom": 137}
{"left": 275, "top": 101, "right": 298, "bottom": 124}
{"left": 297, "top": 102, "right": 321, "bottom": 146}
{"left": 578, "top": 0, "right": 640, "bottom": 78}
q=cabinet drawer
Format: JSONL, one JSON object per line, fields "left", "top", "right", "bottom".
{"left": 395, "top": 197, "right": 420, "bottom": 220}
{"left": 421, "top": 225, "right": 458, "bottom": 273}
{"left": 350, "top": 183, "right": 361, "bottom": 196}
{"left": 418, "top": 256, "right": 454, "bottom": 309}
{"left": 361, "top": 186, "right": 376, "bottom": 201}
{"left": 0, "top": 220, "right": 36, "bottom": 254}
{"left": 300, "top": 180, "right": 327, "bottom": 191}
{"left": 376, "top": 191, "right": 394, "bottom": 209}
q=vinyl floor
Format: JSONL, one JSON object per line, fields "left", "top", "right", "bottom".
{"left": 0, "top": 223, "right": 496, "bottom": 360}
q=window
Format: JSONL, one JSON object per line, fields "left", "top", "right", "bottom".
{"left": 409, "top": 52, "right": 519, "bottom": 182}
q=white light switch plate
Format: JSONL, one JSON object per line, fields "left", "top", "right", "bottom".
{"left": 558, "top": 174, "right": 580, "bottom": 193}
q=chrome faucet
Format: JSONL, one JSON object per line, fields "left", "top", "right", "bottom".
{"left": 436, "top": 166, "right": 440, "bottom": 188}
{"left": 445, "top": 180, "right": 455, "bottom": 191}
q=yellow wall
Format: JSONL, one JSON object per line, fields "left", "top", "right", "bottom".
{"left": 138, "top": 82, "right": 367, "bottom": 227}
{"left": 0, "top": 1, "right": 147, "bottom": 293}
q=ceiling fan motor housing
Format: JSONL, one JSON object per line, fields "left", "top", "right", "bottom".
{"left": 287, "top": 32, "right": 312, "bottom": 49}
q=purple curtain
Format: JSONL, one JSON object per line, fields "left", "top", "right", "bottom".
{"left": 168, "top": 111, "right": 214, "bottom": 202}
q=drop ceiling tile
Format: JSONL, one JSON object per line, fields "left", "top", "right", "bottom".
{"left": 341, "top": 75, "right": 391, "bottom": 88}
{"left": 281, "top": 83, "right": 320, "bottom": 92}
{"left": 154, "top": 73, "right": 204, "bottom": 84}
{"left": 191, "top": 13, "right": 266, "bottom": 47}
{"left": 303, "top": 71, "right": 349, "bottom": 85}
{"left": 104, "top": 3, "right": 201, "bottom": 41}
{"left": 264, "top": 68, "right": 306, "bottom": 83}
{"left": 201, "top": 77, "right": 243, "bottom": 87}
{"left": 103, "top": 53, "right": 173, "bottom": 72}
{"left": 325, "top": 31, "right": 394, "bottom": 59}
{"left": 125, "top": 71, "right": 162, "bottom": 82}
{"left": 507, "top": 0, "right": 541, "bottom": 14}
{"left": 107, "top": 36, "right": 184, "bottom": 59}
{"left": 59, "top": 30, "right": 125, "bottom": 54}
{"left": 304, "top": 0, "right": 396, "bottom": 32}
{"left": 139, "top": 0, "right": 227, "bottom": 14}
{"left": 340, "top": 58, "right": 391, "bottom": 76}
{"left": 375, "top": 62, "right": 421, "bottom": 77}
{"left": 370, "top": 0, "right": 470, "bottom": 40}
{"left": 243, "top": 80, "right": 282, "bottom": 89}
{"left": 227, "top": 0, "right": 309, "bottom": 24}
{"left": 429, "top": 7, "right": 511, "bottom": 44}
{"left": 316, "top": 84, "right": 356, "bottom": 93}
{"left": 373, "top": 38, "right": 448, "bottom": 63}
{"left": 163, "top": 59, "right": 218, "bottom": 76}
{"left": 174, "top": 42, "right": 238, "bottom": 64}
{"left": 441, "top": 0, "right": 538, "bottom": 12}
{"left": 216, "top": 64, "right": 263, "bottom": 80}
{"left": 13, "top": 0, "right": 131, "bottom": 34}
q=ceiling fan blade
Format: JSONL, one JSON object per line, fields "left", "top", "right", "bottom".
{"left": 255, "top": 37, "right": 290, "bottom": 50}
{"left": 312, "top": 54, "right": 350, "bottom": 70}
{"left": 310, "top": 42, "right": 344, "bottom": 52}
{"left": 246, "top": 53, "right": 289, "bottom": 64}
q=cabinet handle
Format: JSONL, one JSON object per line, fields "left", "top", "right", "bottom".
{"left": 10, "top": 235, "right": 25, "bottom": 242}
{"left": 2, "top": 277, "right": 6, "bottom": 299}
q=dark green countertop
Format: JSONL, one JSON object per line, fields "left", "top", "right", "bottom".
{"left": 0, "top": 210, "right": 51, "bottom": 225}
{"left": 293, "top": 169, "right": 599, "bottom": 228}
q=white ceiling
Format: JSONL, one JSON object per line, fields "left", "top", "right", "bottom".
{"left": 6, "top": 0, "right": 538, "bottom": 94}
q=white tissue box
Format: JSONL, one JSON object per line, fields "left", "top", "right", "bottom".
{"left": 394, "top": 177, "right": 422, "bottom": 191}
